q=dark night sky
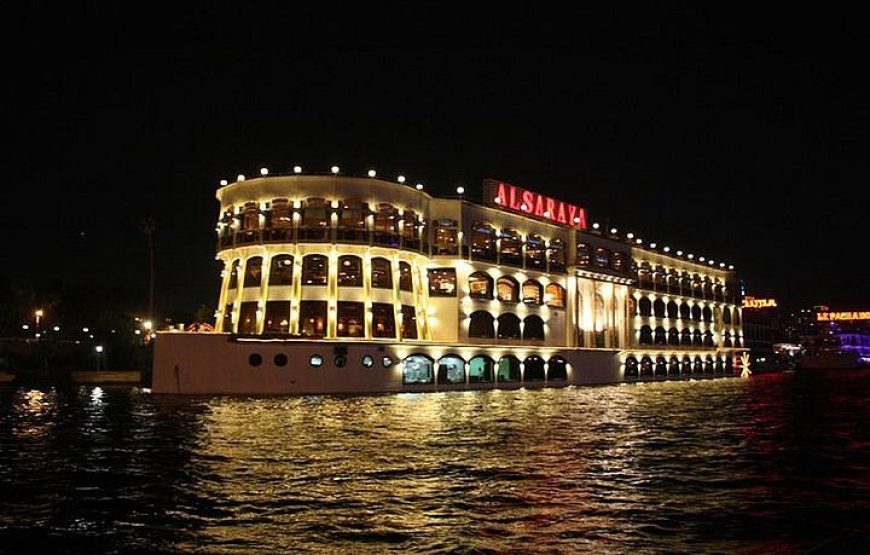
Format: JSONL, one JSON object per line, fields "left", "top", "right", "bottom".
{"left": 4, "top": 5, "right": 867, "bottom": 317}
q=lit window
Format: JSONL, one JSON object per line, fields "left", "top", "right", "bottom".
{"left": 403, "top": 354, "right": 433, "bottom": 384}
{"left": 371, "top": 303, "right": 396, "bottom": 338}
{"left": 468, "top": 355, "right": 494, "bottom": 383}
{"left": 468, "top": 272, "right": 494, "bottom": 299}
{"left": 299, "top": 301, "right": 327, "bottom": 338}
{"left": 269, "top": 255, "right": 293, "bottom": 286}
{"left": 244, "top": 257, "right": 263, "bottom": 287}
{"left": 400, "top": 305, "right": 418, "bottom": 339}
{"left": 238, "top": 302, "right": 258, "bottom": 335}
{"left": 337, "top": 302, "right": 365, "bottom": 337}
{"left": 499, "top": 229, "right": 522, "bottom": 266}
{"left": 263, "top": 301, "right": 292, "bottom": 334}
{"left": 433, "top": 218, "right": 458, "bottom": 255}
{"left": 428, "top": 268, "right": 457, "bottom": 297}
{"left": 545, "top": 283, "right": 565, "bottom": 308}
{"left": 437, "top": 355, "right": 466, "bottom": 384}
{"left": 338, "top": 255, "right": 363, "bottom": 287}
{"left": 302, "top": 255, "right": 328, "bottom": 285}
{"left": 399, "top": 261, "right": 413, "bottom": 292}
{"left": 309, "top": 354, "right": 324, "bottom": 367}
{"left": 525, "top": 235, "right": 545, "bottom": 269}
{"left": 470, "top": 222, "right": 496, "bottom": 261}
{"left": 497, "top": 276, "right": 519, "bottom": 302}
{"left": 522, "top": 280, "right": 543, "bottom": 305}
{"left": 371, "top": 258, "right": 392, "bottom": 289}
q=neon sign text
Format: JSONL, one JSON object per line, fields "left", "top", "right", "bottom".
{"left": 743, "top": 297, "right": 778, "bottom": 309}
{"left": 817, "top": 311, "right": 870, "bottom": 321}
{"left": 484, "top": 180, "right": 587, "bottom": 229}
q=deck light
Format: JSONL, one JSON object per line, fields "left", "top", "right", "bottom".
{"left": 635, "top": 238, "right": 643, "bottom": 244}
{"left": 663, "top": 246, "right": 671, "bottom": 252}
{"left": 331, "top": 166, "right": 340, "bottom": 174}
{"left": 237, "top": 174, "right": 245, "bottom": 181}
{"left": 260, "top": 167, "right": 269, "bottom": 176}
{"left": 416, "top": 183, "right": 424, "bottom": 190}
{"left": 219, "top": 179, "right": 228, "bottom": 186}
{"left": 650, "top": 243, "right": 657, "bottom": 249}
{"left": 627, "top": 232, "right": 634, "bottom": 239}
{"left": 728, "top": 265, "right": 734, "bottom": 270}
{"left": 699, "top": 256, "right": 706, "bottom": 262}
{"left": 456, "top": 186, "right": 465, "bottom": 195}
{"left": 293, "top": 166, "right": 302, "bottom": 173}
{"left": 398, "top": 175, "right": 406, "bottom": 183}
{"left": 610, "top": 228, "right": 617, "bottom": 234}
{"left": 368, "top": 169, "right": 376, "bottom": 177}
{"left": 688, "top": 254, "right": 694, "bottom": 259}
{"left": 592, "top": 223, "right": 600, "bottom": 230}
{"left": 676, "top": 250, "right": 683, "bottom": 256}
{"left": 95, "top": 345, "right": 104, "bottom": 353}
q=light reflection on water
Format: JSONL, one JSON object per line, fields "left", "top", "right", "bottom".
{"left": 2, "top": 372, "right": 870, "bottom": 553}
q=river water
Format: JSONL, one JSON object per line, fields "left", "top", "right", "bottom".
{"left": 2, "top": 371, "right": 869, "bottom": 554}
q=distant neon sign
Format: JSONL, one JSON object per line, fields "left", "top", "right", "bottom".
{"left": 817, "top": 311, "right": 870, "bottom": 321}
{"left": 484, "top": 179, "right": 587, "bottom": 229}
{"left": 743, "top": 297, "right": 778, "bottom": 309}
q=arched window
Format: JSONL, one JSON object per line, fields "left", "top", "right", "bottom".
{"left": 497, "top": 276, "right": 519, "bottom": 302}
{"left": 264, "top": 301, "right": 291, "bottom": 334}
{"left": 240, "top": 202, "right": 260, "bottom": 233}
{"left": 497, "top": 313, "right": 521, "bottom": 339}
{"left": 469, "top": 355, "right": 494, "bottom": 383}
{"left": 668, "top": 356, "right": 680, "bottom": 376}
{"left": 401, "top": 210, "right": 420, "bottom": 249}
{"left": 704, "top": 330, "right": 714, "bottom": 347}
{"left": 437, "top": 355, "right": 466, "bottom": 384}
{"left": 267, "top": 197, "right": 292, "bottom": 236}
{"left": 725, "top": 356, "right": 734, "bottom": 373}
{"left": 523, "top": 356, "right": 545, "bottom": 381}
{"left": 470, "top": 222, "right": 496, "bottom": 261}
{"left": 702, "top": 306, "right": 713, "bottom": 323}
{"left": 400, "top": 305, "right": 417, "bottom": 339}
{"left": 371, "top": 303, "right": 396, "bottom": 338}
{"left": 734, "top": 334, "right": 743, "bottom": 348}
{"left": 338, "top": 199, "right": 367, "bottom": 242}
{"left": 371, "top": 258, "right": 392, "bottom": 289}
{"left": 691, "top": 305, "right": 702, "bottom": 321}
{"left": 655, "top": 356, "right": 667, "bottom": 376}
{"left": 238, "top": 302, "right": 258, "bottom": 334}
{"left": 668, "top": 328, "right": 680, "bottom": 345}
{"left": 469, "top": 311, "right": 495, "bottom": 338}
{"left": 399, "top": 261, "right": 413, "bottom": 292}
{"left": 302, "top": 254, "right": 328, "bottom": 285}
{"left": 228, "top": 259, "right": 240, "bottom": 289}
{"left": 269, "top": 255, "right": 294, "bottom": 286}
{"left": 705, "top": 356, "right": 715, "bottom": 374}
{"left": 373, "top": 203, "right": 399, "bottom": 246}
{"left": 625, "top": 356, "right": 639, "bottom": 378}
{"left": 547, "top": 239, "right": 566, "bottom": 272}
{"left": 667, "top": 271, "right": 680, "bottom": 294}
{"left": 469, "top": 272, "right": 494, "bottom": 299}
{"left": 433, "top": 218, "right": 459, "bottom": 255}
{"left": 525, "top": 235, "right": 546, "bottom": 269}
{"left": 300, "top": 197, "right": 330, "bottom": 241}
{"left": 497, "top": 355, "right": 521, "bottom": 382}
{"left": 681, "top": 328, "right": 691, "bottom": 345}
{"left": 722, "top": 307, "right": 732, "bottom": 325}
{"left": 679, "top": 303, "right": 690, "bottom": 320}
{"left": 680, "top": 273, "right": 692, "bottom": 295}
{"left": 547, "top": 356, "right": 568, "bottom": 381}
{"left": 545, "top": 283, "right": 566, "bottom": 308}
{"left": 338, "top": 255, "right": 363, "bottom": 287}
{"left": 733, "top": 309, "right": 741, "bottom": 326}
{"left": 653, "top": 299, "right": 665, "bottom": 318}
{"left": 337, "top": 302, "right": 365, "bottom": 337}
{"left": 681, "top": 355, "right": 693, "bottom": 375}
{"left": 715, "top": 357, "right": 725, "bottom": 373}
{"left": 691, "top": 275, "right": 703, "bottom": 297}
{"left": 639, "top": 297, "right": 652, "bottom": 316}
{"left": 702, "top": 279, "right": 713, "bottom": 299}
{"left": 499, "top": 229, "right": 522, "bottom": 266}
{"left": 521, "top": 280, "right": 543, "bottom": 305}
{"left": 639, "top": 325, "right": 653, "bottom": 345}
{"left": 693, "top": 356, "right": 704, "bottom": 374}
{"left": 577, "top": 242, "right": 591, "bottom": 266}
{"left": 640, "top": 356, "right": 653, "bottom": 377}
{"left": 692, "top": 329, "right": 702, "bottom": 346}
{"left": 594, "top": 247, "right": 610, "bottom": 268}
{"left": 667, "top": 301, "right": 678, "bottom": 319}
{"left": 522, "top": 315, "right": 545, "bottom": 341}
{"left": 244, "top": 256, "right": 263, "bottom": 287}
{"left": 723, "top": 332, "right": 732, "bottom": 347}
{"left": 403, "top": 354, "right": 434, "bottom": 384}
{"left": 654, "top": 326, "right": 667, "bottom": 345}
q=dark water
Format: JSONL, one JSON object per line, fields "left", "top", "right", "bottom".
{"left": 2, "top": 372, "right": 870, "bottom": 554}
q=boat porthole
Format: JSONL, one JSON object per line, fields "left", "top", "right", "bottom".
{"left": 334, "top": 354, "right": 347, "bottom": 368}
{"left": 309, "top": 354, "right": 324, "bottom": 367}
{"left": 382, "top": 355, "right": 394, "bottom": 368}
{"left": 362, "top": 355, "right": 374, "bottom": 368}
{"left": 274, "top": 353, "right": 288, "bottom": 367}
{"left": 249, "top": 353, "right": 263, "bottom": 367}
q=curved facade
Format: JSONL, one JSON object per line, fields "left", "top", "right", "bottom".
{"left": 152, "top": 172, "right": 746, "bottom": 394}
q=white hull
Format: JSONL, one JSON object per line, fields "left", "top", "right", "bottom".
{"left": 152, "top": 332, "right": 736, "bottom": 395}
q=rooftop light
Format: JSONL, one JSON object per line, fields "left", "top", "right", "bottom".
{"left": 592, "top": 223, "right": 600, "bottom": 229}
{"left": 635, "top": 238, "right": 643, "bottom": 244}
{"left": 260, "top": 167, "right": 269, "bottom": 176}
{"left": 663, "top": 246, "right": 671, "bottom": 252}
{"left": 415, "top": 183, "right": 424, "bottom": 190}
{"left": 610, "top": 228, "right": 617, "bottom": 234}
{"left": 368, "top": 169, "right": 376, "bottom": 177}
{"left": 330, "top": 166, "right": 340, "bottom": 174}
{"left": 397, "top": 175, "right": 406, "bottom": 183}
{"left": 456, "top": 186, "right": 465, "bottom": 195}
{"left": 237, "top": 174, "right": 245, "bottom": 181}
{"left": 688, "top": 254, "right": 694, "bottom": 259}
{"left": 293, "top": 166, "right": 302, "bottom": 173}
{"left": 650, "top": 242, "right": 657, "bottom": 249}
{"left": 728, "top": 265, "right": 735, "bottom": 270}
{"left": 676, "top": 250, "right": 683, "bottom": 256}
{"left": 219, "top": 179, "right": 228, "bottom": 186}
{"left": 627, "top": 232, "right": 634, "bottom": 239}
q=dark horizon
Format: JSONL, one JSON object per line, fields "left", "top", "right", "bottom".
{"left": 4, "top": 6, "right": 866, "bottom": 319}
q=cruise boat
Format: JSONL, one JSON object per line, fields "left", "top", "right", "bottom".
{"left": 152, "top": 169, "right": 747, "bottom": 394}
{"left": 799, "top": 324, "right": 870, "bottom": 370}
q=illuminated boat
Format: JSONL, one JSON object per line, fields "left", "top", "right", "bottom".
{"left": 152, "top": 170, "right": 747, "bottom": 394}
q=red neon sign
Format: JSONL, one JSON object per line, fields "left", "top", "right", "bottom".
{"left": 484, "top": 179, "right": 587, "bottom": 229}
